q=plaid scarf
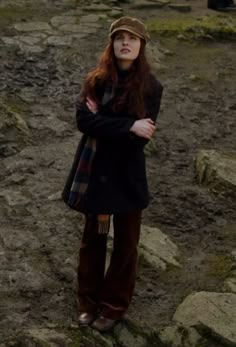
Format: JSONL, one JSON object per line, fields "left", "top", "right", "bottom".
{"left": 68, "top": 136, "right": 110, "bottom": 234}
{"left": 67, "top": 86, "right": 116, "bottom": 234}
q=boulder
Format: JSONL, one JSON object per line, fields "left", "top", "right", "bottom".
{"left": 195, "top": 150, "right": 236, "bottom": 196}
{"left": 174, "top": 291, "right": 236, "bottom": 346}
{"left": 108, "top": 223, "right": 180, "bottom": 270}
{"left": 139, "top": 224, "right": 180, "bottom": 270}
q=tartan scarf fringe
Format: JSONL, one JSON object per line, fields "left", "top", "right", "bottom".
{"left": 97, "top": 214, "right": 111, "bottom": 234}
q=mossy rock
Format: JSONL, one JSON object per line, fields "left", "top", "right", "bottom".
{"left": 144, "top": 137, "right": 157, "bottom": 157}
{"left": 194, "top": 149, "right": 236, "bottom": 197}
{"left": 0, "top": 97, "right": 31, "bottom": 157}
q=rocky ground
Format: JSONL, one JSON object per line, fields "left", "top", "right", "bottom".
{"left": 0, "top": 0, "right": 236, "bottom": 346}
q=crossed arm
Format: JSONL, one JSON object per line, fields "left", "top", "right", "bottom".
{"left": 85, "top": 97, "right": 156, "bottom": 140}
{"left": 76, "top": 80, "right": 163, "bottom": 145}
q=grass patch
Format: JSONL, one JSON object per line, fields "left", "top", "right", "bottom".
{"left": 205, "top": 254, "right": 234, "bottom": 278}
{"left": 0, "top": 4, "right": 63, "bottom": 30}
{"left": 0, "top": 95, "right": 28, "bottom": 114}
{"left": 147, "top": 14, "right": 236, "bottom": 40}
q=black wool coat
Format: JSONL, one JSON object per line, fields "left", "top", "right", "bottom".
{"left": 66, "top": 73, "right": 163, "bottom": 215}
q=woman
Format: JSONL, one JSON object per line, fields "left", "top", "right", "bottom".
{"left": 74, "top": 16, "right": 163, "bottom": 332}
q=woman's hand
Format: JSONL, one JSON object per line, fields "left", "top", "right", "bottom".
{"left": 86, "top": 97, "right": 98, "bottom": 114}
{"left": 130, "top": 118, "right": 156, "bottom": 139}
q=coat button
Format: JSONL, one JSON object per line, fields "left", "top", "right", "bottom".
{"left": 100, "top": 175, "right": 108, "bottom": 183}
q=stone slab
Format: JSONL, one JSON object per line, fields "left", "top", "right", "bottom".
{"left": 139, "top": 224, "right": 180, "bottom": 270}
{"left": 174, "top": 291, "right": 236, "bottom": 346}
{"left": 195, "top": 150, "right": 236, "bottom": 195}
{"left": 50, "top": 15, "right": 77, "bottom": 28}
{"left": 14, "top": 22, "right": 51, "bottom": 32}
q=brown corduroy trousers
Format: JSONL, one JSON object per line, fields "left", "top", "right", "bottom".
{"left": 77, "top": 210, "right": 142, "bottom": 320}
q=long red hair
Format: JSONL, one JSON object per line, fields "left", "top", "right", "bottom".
{"left": 80, "top": 38, "right": 152, "bottom": 118}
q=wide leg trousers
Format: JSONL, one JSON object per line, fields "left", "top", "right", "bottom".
{"left": 77, "top": 210, "right": 142, "bottom": 320}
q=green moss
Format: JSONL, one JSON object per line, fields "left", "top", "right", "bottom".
{"left": 0, "top": 5, "right": 62, "bottom": 29}
{"left": 205, "top": 254, "right": 234, "bottom": 278}
{"left": 64, "top": 327, "right": 83, "bottom": 347}
{"left": 0, "top": 6, "right": 35, "bottom": 25}
{"left": 0, "top": 95, "right": 28, "bottom": 114}
{"left": 67, "top": 326, "right": 115, "bottom": 347}
{"left": 146, "top": 14, "right": 236, "bottom": 40}
{"left": 70, "top": 332, "right": 81, "bottom": 347}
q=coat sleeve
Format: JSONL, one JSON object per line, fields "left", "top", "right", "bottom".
{"left": 128, "top": 77, "right": 163, "bottom": 148}
{"left": 76, "top": 102, "right": 135, "bottom": 139}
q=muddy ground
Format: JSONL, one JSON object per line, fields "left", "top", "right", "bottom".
{"left": 0, "top": 0, "right": 236, "bottom": 345}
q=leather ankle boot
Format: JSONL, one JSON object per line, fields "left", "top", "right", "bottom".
{"left": 91, "top": 315, "right": 117, "bottom": 332}
{"left": 78, "top": 312, "right": 95, "bottom": 325}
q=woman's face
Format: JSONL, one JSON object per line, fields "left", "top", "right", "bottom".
{"left": 113, "top": 30, "right": 141, "bottom": 66}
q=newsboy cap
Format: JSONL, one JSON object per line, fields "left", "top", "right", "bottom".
{"left": 109, "top": 16, "right": 150, "bottom": 43}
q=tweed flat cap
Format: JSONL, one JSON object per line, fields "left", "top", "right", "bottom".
{"left": 109, "top": 16, "right": 150, "bottom": 43}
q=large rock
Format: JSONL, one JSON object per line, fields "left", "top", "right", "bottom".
{"left": 108, "top": 223, "right": 180, "bottom": 270}
{"left": 139, "top": 224, "right": 180, "bottom": 270}
{"left": 195, "top": 150, "right": 236, "bottom": 196}
{"left": 173, "top": 291, "right": 236, "bottom": 346}
{"left": 159, "top": 325, "right": 206, "bottom": 347}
